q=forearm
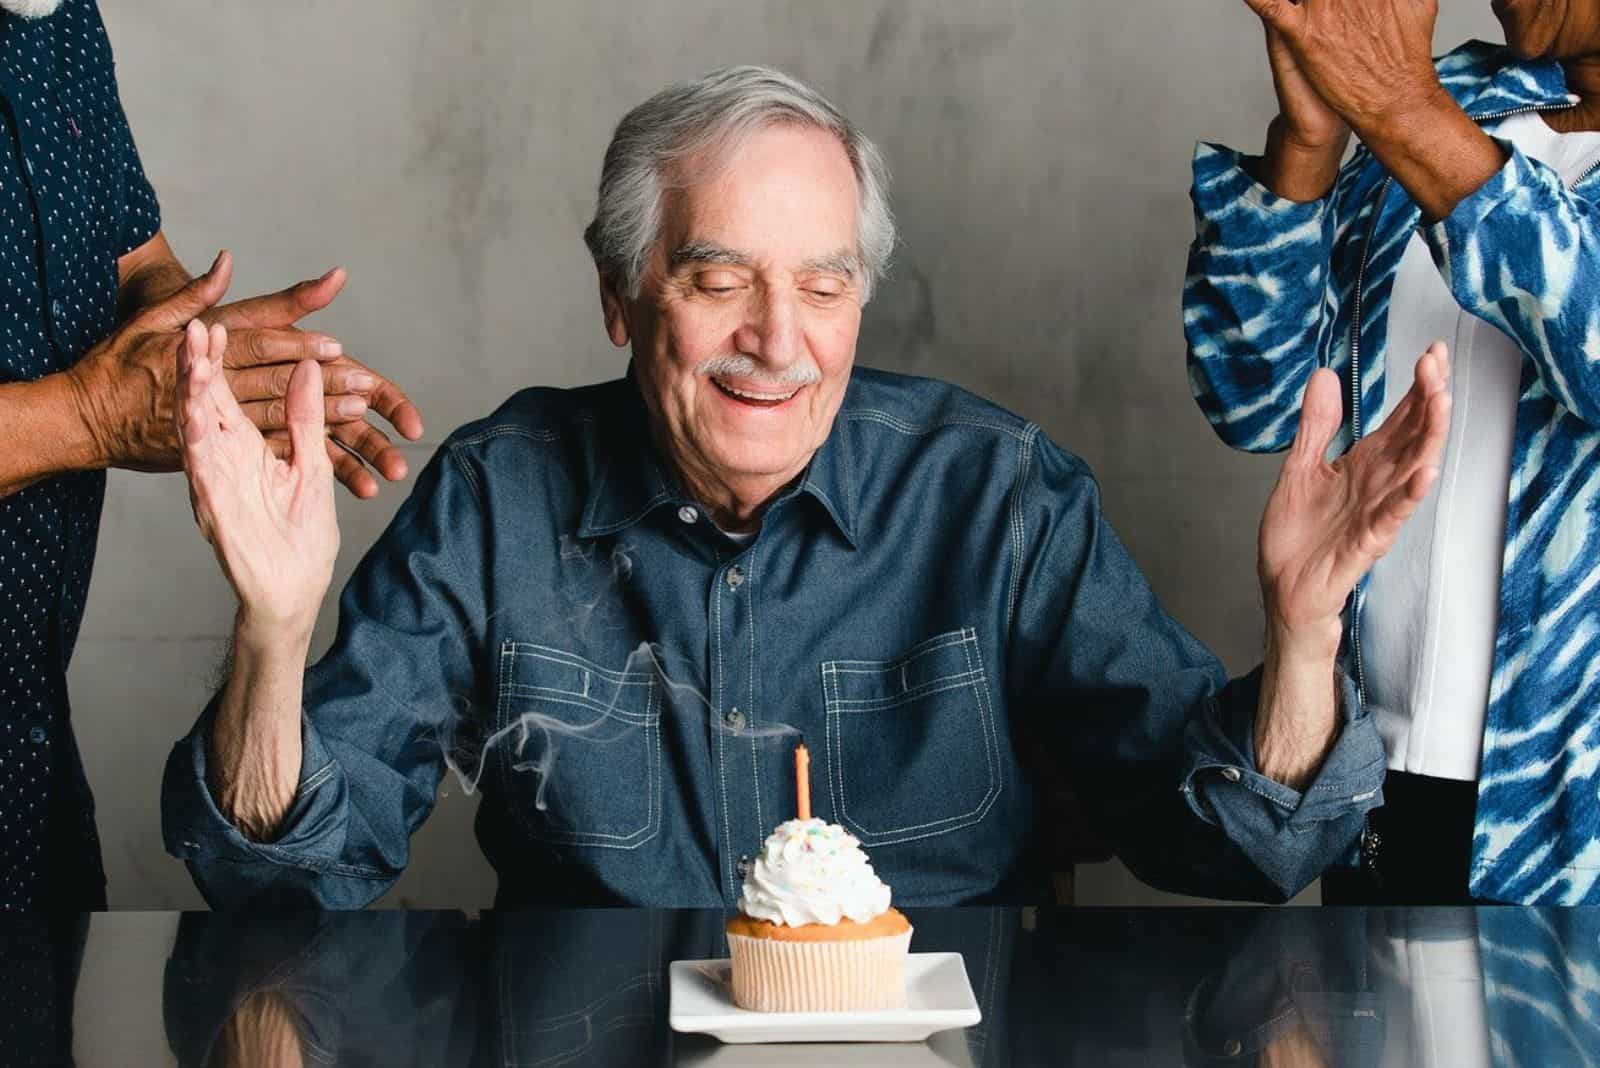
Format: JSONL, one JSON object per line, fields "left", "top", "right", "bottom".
{"left": 1253, "top": 617, "right": 1343, "bottom": 791}
{"left": 0, "top": 373, "right": 105, "bottom": 497}
{"left": 1354, "top": 88, "right": 1506, "bottom": 223}
{"left": 1245, "top": 115, "right": 1350, "bottom": 202}
{"left": 208, "top": 612, "right": 315, "bottom": 841}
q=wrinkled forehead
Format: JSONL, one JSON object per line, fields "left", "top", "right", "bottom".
{"left": 656, "top": 123, "right": 862, "bottom": 273}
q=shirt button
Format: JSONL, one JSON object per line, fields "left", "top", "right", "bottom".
{"left": 724, "top": 708, "right": 746, "bottom": 731}
{"left": 677, "top": 506, "right": 699, "bottom": 524}
{"left": 1220, "top": 766, "right": 1242, "bottom": 784}
{"left": 24, "top": 157, "right": 34, "bottom": 177}
{"left": 737, "top": 855, "right": 752, "bottom": 878}
{"left": 28, "top": 726, "right": 47, "bottom": 745}
{"left": 725, "top": 565, "right": 746, "bottom": 590}
{"left": 50, "top": 298, "right": 63, "bottom": 319}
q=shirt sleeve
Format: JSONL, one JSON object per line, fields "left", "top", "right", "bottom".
{"left": 1006, "top": 432, "right": 1385, "bottom": 901}
{"left": 94, "top": 10, "right": 161, "bottom": 255}
{"left": 161, "top": 444, "right": 489, "bottom": 908}
{"left": 1183, "top": 142, "right": 1345, "bottom": 455}
{"left": 1423, "top": 140, "right": 1600, "bottom": 428}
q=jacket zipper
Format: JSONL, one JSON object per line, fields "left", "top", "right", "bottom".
{"left": 1343, "top": 97, "right": 1576, "bottom": 711}
{"left": 1345, "top": 175, "right": 1391, "bottom": 710}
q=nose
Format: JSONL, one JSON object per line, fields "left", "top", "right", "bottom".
{"left": 732, "top": 286, "right": 803, "bottom": 373}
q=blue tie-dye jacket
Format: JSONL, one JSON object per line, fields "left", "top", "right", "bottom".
{"left": 1185, "top": 41, "right": 1600, "bottom": 905}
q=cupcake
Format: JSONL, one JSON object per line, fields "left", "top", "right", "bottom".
{"left": 725, "top": 817, "right": 913, "bottom": 1012}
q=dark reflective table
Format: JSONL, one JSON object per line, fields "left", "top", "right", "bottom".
{"left": 6, "top": 906, "right": 1598, "bottom": 1065}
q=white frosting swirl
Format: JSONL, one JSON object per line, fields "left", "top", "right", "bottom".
{"left": 738, "top": 818, "right": 892, "bottom": 926}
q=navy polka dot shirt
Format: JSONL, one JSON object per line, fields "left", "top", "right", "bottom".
{"left": 0, "top": 0, "right": 160, "bottom": 910}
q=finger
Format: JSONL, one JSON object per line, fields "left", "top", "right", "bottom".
{"left": 1240, "top": 0, "right": 1305, "bottom": 34}
{"left": 202, "top": 323, "right": 252, "bottom": 431}
{"left": 285, "top": 360, "right": 330, "bottom": 473}
{"left": 1402, "top": 387, "right": 1453, "bottom": 475}
{"left": 176, "top": 319, "right": 218, "bottom": 448}
{"left": 1382, "top": 350, "right": 1452, "bottom": 471}
{"left": 135, "top": 250, "right": 233, "bottom": 332}
{"left": 1358, "top": 340, "right": 1452, "bottom": 455}
{"left": 239, "top": 393, "right": 368, "bottom": 431}
{"left": 226, "top": 360, "right": 377, "bottom": 403}
{"left": 360, "top": 371, "right": 425, "bottom": 442}
{"left": 328, "top": 438, "right": 379, "bottom": 499}
{"left": 219, "top": 328, "right": 344, "bottom": 368}
{"left": 207, "top": 267, "right": 347, "bottom": 330}
{"left": 1365, "top": 464, "right": 1442, "bottom": 555}
{"left": 330, "top": 418, "right": 408, "bottom": 482}
{"left": 1289, "top": 368, "right": 1343, "bottom": 468}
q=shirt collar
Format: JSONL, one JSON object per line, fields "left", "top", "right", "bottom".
{"left": 576, "top": 371, "right": 858, "bottom": 548}
{"left": 1442, "top": 40, "right": 1575, "bottom": 119}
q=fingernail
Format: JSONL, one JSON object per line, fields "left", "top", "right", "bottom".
{"left": 338, "top": 397, "right": 368, "bottom": 417}
{"left": 348, "top": 373, "right": 376, "bottom": 391}
{"left": 318, "top": 340, "right": 343, "bottom": 357}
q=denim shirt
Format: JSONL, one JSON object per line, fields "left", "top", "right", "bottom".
{"left": 162, "top": 368, "right": 1385, "bottom": 908}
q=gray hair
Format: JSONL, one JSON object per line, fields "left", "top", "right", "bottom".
{"left": 583, "top": 65, "right": 895, "bottom": 303}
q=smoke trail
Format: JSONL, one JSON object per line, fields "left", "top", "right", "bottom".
{"left": 438, "top": 640, "right": 800, "bottom": 808}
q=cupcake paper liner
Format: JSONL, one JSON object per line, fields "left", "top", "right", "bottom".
{"left": 726, "top": 928, "right": 913, "bottom": 1012}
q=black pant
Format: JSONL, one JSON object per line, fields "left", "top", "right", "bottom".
{"left": 1320, "top": 771, "right": 1485, "bottom": 905}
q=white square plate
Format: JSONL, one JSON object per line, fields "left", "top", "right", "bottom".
{"left": 668, "top": 952, "right": 981, "bottom": 1044}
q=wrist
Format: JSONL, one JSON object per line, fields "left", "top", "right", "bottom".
{"left": 1255, "top": 116, "right": 1349, "bottom": 202}
{"left": 233, "top": 604, "right": 317, "bottom": 661}
{"left": 59, "top": 360, "right": 115, "bottom": 470}
{"left": 1352, "top": 79, "right": 1456, "bottom": 149}
{"left": 1265, "top": 611, "right": 1343, "bottom": 665}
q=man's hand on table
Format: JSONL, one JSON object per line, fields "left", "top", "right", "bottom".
{"left": 77, "top": 248, "right": 424, "bottom": 496}
{"left": 1241, "top": 0, "right": 1506, "bottom": 220}
{"left": 1252, "top": 343, "right": 1452, "bottom": 789}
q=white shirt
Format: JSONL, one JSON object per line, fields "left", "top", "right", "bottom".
{"left": 1364, "top": 112, "right": 1600, "bottom": 781}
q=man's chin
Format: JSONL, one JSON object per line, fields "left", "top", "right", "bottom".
{"left": 0, "top": 0, "right": 64, "bottom": 19}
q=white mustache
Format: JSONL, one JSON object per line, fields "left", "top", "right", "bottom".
{"left": 697, "top": 355, "right": 821, "bottom": 387}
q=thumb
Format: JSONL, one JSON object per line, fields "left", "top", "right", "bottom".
{"left": 1289, "top": 368, "right": 1343, "bottom": 468}
{"left": 285, "top": 359, "right": 328, "bottom": 472}
{"left": 1241, "top": 0, "right": 1304, "bottom": 35}
{"left": 136, "top": 250, "right": 233, "bottom": 331}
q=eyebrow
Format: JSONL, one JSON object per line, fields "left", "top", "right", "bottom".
{"left": 802, "top": 249, "right": 859, "bottom": 278}
{"left": 668, "top": 241, "right": 860, "bottom": 279}
{"left": 669, "top": 240, "right": 752, "bottom": 269}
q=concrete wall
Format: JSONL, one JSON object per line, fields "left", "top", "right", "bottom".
{"left": 79, "top": 0, "right": 1503, "bottom": 908}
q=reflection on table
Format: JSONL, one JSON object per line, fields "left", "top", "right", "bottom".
{"left": 5, "top": 905, "right": 1600, "bottom": 1064}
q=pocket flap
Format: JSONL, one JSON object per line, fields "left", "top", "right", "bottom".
{"left": 500, "top": 642, "right": 657, "bottom": 723}
{"left": 825, "top": 627, "right": 982, "bottom": 709}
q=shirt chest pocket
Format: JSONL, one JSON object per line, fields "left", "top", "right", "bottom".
{"left": 494, "top": 642, "right": 662, "bottom": 849}
{"left": 820, "top": 627, "right": 1002, "bottom": 848}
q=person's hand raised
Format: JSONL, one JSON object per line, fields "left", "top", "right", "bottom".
{"left": 1242, "top": 0, "right": 1442, "bottom": 134}
{"left": 176, "top": 318, "right": 339, "bottom": 639}
{"left": 1258, "top": 341, "right": 1452, "bottom": 634}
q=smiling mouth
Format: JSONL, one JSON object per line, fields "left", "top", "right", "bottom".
{"left": 711, "top": 377, "right": 802, "bottom": 407}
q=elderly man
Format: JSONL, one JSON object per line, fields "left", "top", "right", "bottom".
{"left": 162, "top": 66, "right": 1448, "bottom": 909}
{"left": 0, "top": 0, "right": 420, "bottom": 912}
{"left": 1187, "top": 0, "right": 1600, "bottom": 903}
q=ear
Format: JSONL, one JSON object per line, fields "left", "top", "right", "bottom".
{"left": 598, "top": 272, "right": 630, "bottom": 348}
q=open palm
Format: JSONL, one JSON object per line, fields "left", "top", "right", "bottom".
{"left": 1259, "top": 342, "right": 1452, "bottom": 630}
{"left": 176, "top": 318, "right": 339, "bottom": 631}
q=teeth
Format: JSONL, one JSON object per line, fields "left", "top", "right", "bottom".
{"left": 715, "top": 378, "right": 799, "bottom": 402}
